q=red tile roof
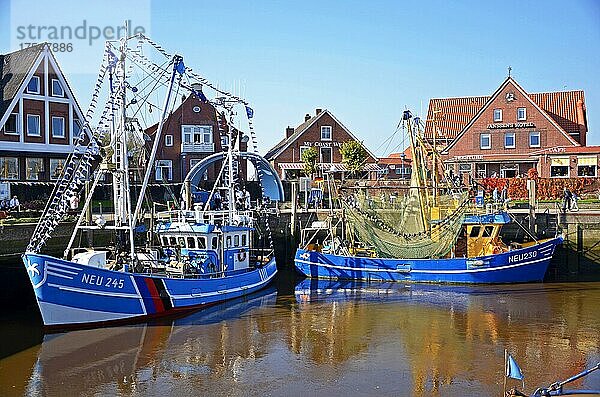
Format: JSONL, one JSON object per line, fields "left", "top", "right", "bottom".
{"left": 424, "top": 90, "right": 585, "bottom": 140}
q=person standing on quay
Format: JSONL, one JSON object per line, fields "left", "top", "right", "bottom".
{"left": 562, "top": 187, "right": 572, "bottom": 212}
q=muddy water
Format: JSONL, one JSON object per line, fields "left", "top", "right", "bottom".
{"left": 1, "top": 278, "right": 599, "bottom": 397}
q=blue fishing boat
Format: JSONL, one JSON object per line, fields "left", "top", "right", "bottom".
{"left": 22, "top": 33, "right": 280, "bottom": 329}
{"left": 294, "top": 111, "right": 563, "bottom": 284}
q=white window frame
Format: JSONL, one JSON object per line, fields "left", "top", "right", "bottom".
{"left": 504, "top": 132, "right": 515, "bottom": 149}
{"left": 182, "top": 125, "right": 213, "bottom": 144}
{"left": 480, "top": 133, "right": 491, "bottom": 149}
{"left": 321, "top": 126, "right": 332, "bottom": 141}
{"left": 51, "top": 116, "right": 65, "bottom": 138}
{"left": 529, "top": 132, "right": 540, "bottom": 148}
{"left": 517, "top": 107, "right": 526, "bottom": 121}
{"left": 27, "top": 114, "right": 41, "bottom": 136}
{"left": 2, "top": 113, "right": 19, "bottom": 135}
{"left": 51, "top": 79, "right": 64, "bottom": 97}
{"left": 299, "top": 145, "right": 310, "bottom": 161}
{"left": 320, "top": 147, "right": 333, "bottom": 163}
{"left": 493, "top": 108, "right": 502, "bottom": 122}
{"left": 27, "top": 76, "right": 40, "bottom": 94}
{"left": 165, "top": 134, "right": 173, "bottom": 147}
{"left": 155, "top": 159, "right": 173, "bottom": 181}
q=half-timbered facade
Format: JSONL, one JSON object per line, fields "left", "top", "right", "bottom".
{"left": 0, "top": 43, "right": 86, "bottom": 186}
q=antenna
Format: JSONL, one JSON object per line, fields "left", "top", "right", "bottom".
{"left": 508, "top": 66, "right": 512, "bottom": 77}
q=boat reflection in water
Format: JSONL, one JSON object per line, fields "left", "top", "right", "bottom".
{"left": 1, "top": 280, "right": 599, "bottom": 396}
{"left": 294, "top": 279, "right": 600, "bottom": 396}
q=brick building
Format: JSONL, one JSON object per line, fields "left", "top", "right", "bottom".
{"left": 145, "top": 95, "right": 247, "bottom": 185}
{"left": 265, "top": 108, "right": 379, "bottom": 181}
{"left": 377, "top": 148, "right": 412, "bottom": 180}
{"left": 0, "top": 44, "right": 86, "bottom": 191}
{"left": 424, "top": 77, "right": 589, "bottom": 178}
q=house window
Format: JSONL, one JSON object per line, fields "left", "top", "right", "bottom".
{"left": 155, "top": 160, "right": 173, "bottom": 181}
{"left": 493, "top": 109, "right": 502, "bottom": 122}
{"left": 182, "top": 125, "right": 212, "bottom": 144}
{"left": 0, "top": 157, "right": 19, "bottom": 180}
{"left": 2, "top": 113, "right": 19, "bottom": 135}
{"left": 52, "top": 116, "right": 65, "bottom": 138}
{"left": 480, "top": 133, "right": 491, "bottom": 149}
{"left": 51, "top": 79, "right": 64, "bottom": 97}
{"left": 299, "top": 145, "right": 310, "bottom": 161}
{"left": 26, "top": 158, "right": 45, "bottom": 180}
{"left": 27, "top": 114, "right": 41, "bottom": 136}
{"left": 476, "top": 163, "right": 486, "bottom": 178}
{"left": 50, "top": 158, "right": 66, "bottom": 180}
{"left": 72, "top": 119, "right": 83, "bottom": 144}
{"left": 504, "top": 132, "right": 515, "bottom": 149}
{"left": 550, "top": 157, "right": 569, "bottom": 178}
{"left": 459, "top": 163, "right": 472, "bottom": 173}
{"left": 517, "top": 107, "right": 526, "bottom": 121}
{"left": 165, "top": 134, "right": 173, "bottom": 147}
{"left": 320, "top": 147, "right": 332, "bottom": 163}
{"left": 190, "top": 158, "right": 201, "bottom": 170}
{"left": 27, "top": 76, "right": 40, "bottom": 94}
{"left": 321, "top": 126, "right": 332, "bottom": 141}
{"left": 529, "top": 132, "right": 540, "bottom": 148}
{"left": 577, "top": 156, "right": 597, "bottom": 177}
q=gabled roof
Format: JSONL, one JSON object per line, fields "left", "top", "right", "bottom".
{"left": 440, "top": 77, "right": 581, "bottom": 154}
{"left": 425, "top": 79, "right": 585, "bottom": 142}
{"left": 265, "top": 109, "right": 378, "bottom": 161}
{"left": 0, "top": 43, "right": 46, "bottom": 117}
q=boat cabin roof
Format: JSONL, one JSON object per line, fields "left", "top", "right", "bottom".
{"left": 463, "top": 212, "right": 511, "bottom": 225}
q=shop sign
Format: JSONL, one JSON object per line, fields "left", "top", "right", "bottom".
{"left": 486, "top": 122, "right": 535, "bottom": 129}
{"left": 454, "top": 155, "right": 483, "bottom": 161}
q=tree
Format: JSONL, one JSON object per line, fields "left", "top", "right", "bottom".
{"left": 301, "top": 146, "right": 318, "bottom": 176}
{"left": 340, "top": 140, "right": 368, "bottom": 176}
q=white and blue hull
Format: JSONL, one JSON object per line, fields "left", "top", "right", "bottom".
{"left": 294, "top": 236, "right": 562, "bottom": 284}
{"left": 22, "top": 253, "right": 277, "bottom": 328}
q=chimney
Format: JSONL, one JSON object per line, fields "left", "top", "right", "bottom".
{"left": 285, "top": 126, "right": 295, "bottom": 138}
{"left": 304, "top": 113, "right": 311, "bottom": 122}
{"left": 576, "top": 99, "right": 587, "bottom": 145}
{"left": 316, "top": 108, "right": 322, "bottom": 116}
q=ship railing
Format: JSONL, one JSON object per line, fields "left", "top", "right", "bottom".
{"left": 155, "top": 209, "right": 254, "bottom": 225}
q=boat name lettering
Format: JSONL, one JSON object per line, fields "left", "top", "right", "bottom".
{"left": 81, "top": 273, "right": 124, "bottom": 289}
{"left": 486, "top": 122, "right": 535, "bottom": 129}
{"left": 508, "top": 250, "right": 537, "bottom": 263}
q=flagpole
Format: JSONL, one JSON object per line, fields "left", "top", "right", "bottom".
{"left": 503, "top": 349, "right": 507, "bottom": 396}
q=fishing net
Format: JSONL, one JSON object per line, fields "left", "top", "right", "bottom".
{"left": 342, "top": 189, "right": 468, "bottom": 259}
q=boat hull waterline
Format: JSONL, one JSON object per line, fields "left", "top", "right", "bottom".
{"left": 22, "top": 253, "right": 277, "bottom": 328}
{"left": 294, "top": 236, "right": 562, "bottom": 284}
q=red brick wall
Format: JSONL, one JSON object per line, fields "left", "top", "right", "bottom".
{"left": 273, "top": 111, "right": 376, "bottom": 175}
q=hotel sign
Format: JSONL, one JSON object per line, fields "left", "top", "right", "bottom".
{"left": 454, "top": 155, "right": 484, "bottom": 161}
{"left": 487, "top": 122, "right": 535, "bottom": 129}
{"left": 303, "top": 141, "right": 343, "bottom": 147}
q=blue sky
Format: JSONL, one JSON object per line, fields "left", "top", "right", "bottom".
{"left": 1, "top": 0, "right": 599, "bottom": 156}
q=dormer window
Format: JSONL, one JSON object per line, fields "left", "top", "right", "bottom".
{"left": 493, "top": 109, "right": 502, "bottom": 122}
{"left": 27, "top": 76, "right": 40, "bottom": 94}
{"left": 51, "top": 79, "right": 64, "bottom": 97}
{"left": 517, "top": 107, "right": 526, "bottom": 121}
{"left": 321, "top": 126, "right": 332, "bottom": 141}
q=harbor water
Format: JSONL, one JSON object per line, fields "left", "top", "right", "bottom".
{"left": 1, "top": 261, "right": 599, "bottom": 397}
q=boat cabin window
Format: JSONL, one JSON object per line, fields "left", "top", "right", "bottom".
{"left": 212, "top": 236, "right": 218, "bottom": 249}
{"left": 242, "top": 233, "right": 247, "bottom": 246}
{"left": 226, "top": 236, "right": 232, "bottom": 248}
{"left": 469, "top": 226, "right": 481, "bottom": 238}
{"left": 187, "top": 237, "right": 196, "bottom": 249}
{"left": 162, "top": 236, "right": 169, "bottom": 245}
{"left": 178, "top": 237, "right": 185, "bottom": 247}
{"left": 169, "top": 236, "right": 177, "bottom": 246}
{"left": 197, "top": 237, "right": 206, "bottom": 249}
{"left": 482, "top": 226, "right": 494, "bottom": 237}
{"left": 234, "top": 235, "right": 240, "bottom": 247}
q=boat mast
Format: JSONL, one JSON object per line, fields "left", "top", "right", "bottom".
{"left": 405, "top": 110, "right": 429, "bottom": 231}
{"left": 227, "top": 110, "right": 235, "bottom": 225}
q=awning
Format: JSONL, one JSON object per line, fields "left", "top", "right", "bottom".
{"left": 551, "top": 157, "right": 570, "bottom": 166}
{"left": 577, "top": 156, "right": 597, "bottom": 166}
{"left": 279, "top": 163, "right": 383, "bottom": 171}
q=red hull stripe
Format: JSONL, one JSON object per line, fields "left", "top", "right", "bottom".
{"left": 144, "top": 278, "right": 165, "bottom": 313}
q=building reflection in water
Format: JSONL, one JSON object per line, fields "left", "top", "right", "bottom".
{"left": 1, "top": 281, "right": 599, "bottom": 396}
